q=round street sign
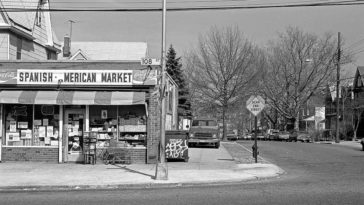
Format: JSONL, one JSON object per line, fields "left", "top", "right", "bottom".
{"left": 246, "top": 95, "right": 265, "bottom": 116}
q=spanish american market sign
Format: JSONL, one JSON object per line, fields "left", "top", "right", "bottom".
{"left": 0, "top": 69, "right": 157, "bottom": 86}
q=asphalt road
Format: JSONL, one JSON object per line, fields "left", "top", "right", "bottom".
{"left": 1, "top": 141, "right": 364, "bottom": 205}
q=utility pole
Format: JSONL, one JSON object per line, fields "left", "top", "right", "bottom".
{"left": 155, "top": 0, "right": 168, "bottom": 180}
{"left": 335, "top": 32, "right": 341, "bottom": 143}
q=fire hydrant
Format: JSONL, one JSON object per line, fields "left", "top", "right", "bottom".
{"left": 252, "top": 144, "right": 259, "bottom": 159}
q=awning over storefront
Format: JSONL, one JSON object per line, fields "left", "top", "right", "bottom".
{"left": 0, "top": 91, "right": 145, "bottom": 105}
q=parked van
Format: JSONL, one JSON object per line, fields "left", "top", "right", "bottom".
{"left": 188, "top": 118, "right": 220, "bottom": 148}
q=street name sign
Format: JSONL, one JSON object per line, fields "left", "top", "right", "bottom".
{"left": 246, "top": 95, "right": 265, "bottom": 116}
{"left": 141, "top": 58, "right": 161, "bottom": 66}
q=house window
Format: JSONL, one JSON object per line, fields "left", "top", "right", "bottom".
{"left": 16, "top": 38, "right": 22, "bottom": 60}
{"left": 46, "top": 50, "right": 52, "bottom": 60}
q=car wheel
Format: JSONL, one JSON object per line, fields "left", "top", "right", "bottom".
{"left": 215, "top": 142, "right": 220, "bottom": 149}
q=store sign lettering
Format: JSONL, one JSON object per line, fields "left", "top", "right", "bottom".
{"left": 17, "top": 69, "right": 133, "bottom": 85}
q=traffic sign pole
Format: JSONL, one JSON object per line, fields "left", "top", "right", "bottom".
{"left": 254, "top": 116, "right": 258, "bottom": 163}
{"left": 246, "top": 95, "right": 265, "bottom": 163}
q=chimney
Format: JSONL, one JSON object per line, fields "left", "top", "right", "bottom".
{"left": 63, "top": 35, "right": 71, "bottom": 57}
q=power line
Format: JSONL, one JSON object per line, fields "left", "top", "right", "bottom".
{"left": 0, "top": 0, "right": 358, "bottom": 4}
{"left": 344, "top": 37, "right": 364, "bottom": 50}
{"left": 1, "top": 1, "right": 364, "bottom": 12}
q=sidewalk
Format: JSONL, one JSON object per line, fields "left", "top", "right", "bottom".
{"left": 0, "top": 142, "right": 284, "bottom": 192}
{"left": 326, "top": 140, "right": 363, "bottom": 151}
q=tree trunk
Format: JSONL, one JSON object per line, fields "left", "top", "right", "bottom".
{"left": 294, "top": 111, "right": 300, "bottom": 131}
{"left": 222, "top": 105, "right": 227, "bottom": 141}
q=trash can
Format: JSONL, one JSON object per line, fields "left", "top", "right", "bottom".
{"left": 165, "top": 130, "right": 189, "bottom": 162}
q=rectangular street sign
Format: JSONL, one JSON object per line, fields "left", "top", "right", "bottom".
{"left": 141, "top": 58, "right": 161, "bottom": 66}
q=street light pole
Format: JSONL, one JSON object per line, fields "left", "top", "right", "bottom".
{"left": 155, "top": 0, "right": 168, "bottom": 180}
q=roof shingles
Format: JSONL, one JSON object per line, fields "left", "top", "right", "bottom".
{"left": 60, "top": 42, "right": 148, "bottom": 61}
{"left": 1, "top": 0, "right": 39, "bottom": 30}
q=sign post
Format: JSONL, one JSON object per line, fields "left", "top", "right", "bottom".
{"left": 246, "top": 95, "right": 265, "bottom": 163}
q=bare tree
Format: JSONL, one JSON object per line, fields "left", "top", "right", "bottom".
{"left": 262, "top": 27, "right": 339, "bottom": 130}
{"left": 185, "top": 26, "right": 262, "bottom": 141}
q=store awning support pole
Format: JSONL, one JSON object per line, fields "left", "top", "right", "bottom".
{"left": 0, "top": 104, "right": 3, "bottom": 162}
{"left": 59, "top": 105, "right": 63, "bottom": 163}
{"left": 155, "top": 0, "right": 168, "bottom": 180}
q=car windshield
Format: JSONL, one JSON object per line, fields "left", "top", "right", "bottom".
{"left": 192, "top": 120, "right": 217, "bottom": 126}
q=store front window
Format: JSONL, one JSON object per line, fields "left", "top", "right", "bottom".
{"left": 4, "top": 104, "right": 59, "bottom": 146}
{"left": 89, "top": 105, "right": 118, "bottom": 148}
{"left": 118, "top": 105, "right": 147, "bottom": 147}
{"left": 88, "top": 105, "right": 147, "bottom": 148}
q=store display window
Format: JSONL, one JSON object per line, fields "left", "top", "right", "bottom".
{"left": 89, "top": 106, "right": 118, "bottom": 148}
{"left": 3, "top": 104, "right": 59, "bottom": 146}
{"left": 34, "top": 105, "right": 60, "bottom": 146}
{"left": 118, "top": 105, "right": 147, "bottom": 147}
{"left": 88, "top": 105, "right": 147, "bottom": 148}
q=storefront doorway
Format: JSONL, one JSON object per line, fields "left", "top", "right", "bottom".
{"left": 64, "top": 109, "right": 85, "bottom": 163}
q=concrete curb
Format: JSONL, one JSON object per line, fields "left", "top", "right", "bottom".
{"left": 0, "top": 142, "right": 285, "bottom": 192}
{"left": 0, "top": 163, "right": 284, "bottom": 193}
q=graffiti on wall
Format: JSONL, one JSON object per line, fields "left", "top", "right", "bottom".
{"left": 165, "top": 139, "right": 188, "bottom": 158}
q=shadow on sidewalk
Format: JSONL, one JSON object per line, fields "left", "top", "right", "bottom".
{"left": 107, "top": 164, "right": 154, "bottom": 179}
{"left": 218, "top": 158, "right": 234, "bottom": 161}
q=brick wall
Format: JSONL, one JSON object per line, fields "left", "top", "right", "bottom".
{"left": 2, "top": 147, "right": 58, "bottom": 162}
{"left": 96, "top": 147, "right": 146, "bottom": 164}
{"left": 147, "top": 88, "right": 160, "bottom": 164}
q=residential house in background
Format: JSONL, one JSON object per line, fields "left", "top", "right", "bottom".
{"left": 0, "top": 0, "right": 60, "bottom": 60}
{"left": 58, "top": 37, "right": 148, "bottom": 60}
{"left": 299, "top": 94, "right": 326, "bottom": 132}
{"left": 325, "top": 64, "right": 357, "bottom": 140}
{"left": 352, "top": 66, "right": 364, "bottom": 139}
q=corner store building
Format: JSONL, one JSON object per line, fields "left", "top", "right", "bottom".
{"left": 0, "top": 61, "right": 178, "bottom": 164}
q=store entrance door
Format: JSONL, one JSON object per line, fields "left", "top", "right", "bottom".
{"left": 64, "top": 109, "right": 85, "bottom": 163}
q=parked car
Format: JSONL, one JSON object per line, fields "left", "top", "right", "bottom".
{"left": 266, "top": 129, "right": 279, "bottom": 141}
{"left": 257, "top": 131, "right": 265, "bottom": 140}
{"left": 278, "top": 131, "right": 290, "bottom": 141}
{"left": 288, "top": 131, "right": 298, "bottom": 142}
{"left": 297, "top": 132, "right": 312, "bottom": 143}
{"left": 243, "top": 133, "right": 252, "bottom": 140}
{"left": 361, "top": 138, "right": 364, "bottom": 151}
{"left": 226, "top": 133, "right": 238, "bottom": 141}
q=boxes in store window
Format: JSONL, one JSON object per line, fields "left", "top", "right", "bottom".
{"left": 51, "top": 140, "right": 58, "bottom": 146}
{"left": 138, "top": 125, "right": 146, "bottom": 132}
{"left": 121, "top": 125, "right": 146, "bottom": 132}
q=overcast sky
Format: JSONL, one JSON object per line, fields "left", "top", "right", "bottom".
{"left": 50, "top": 1, "right": 364, "bottom": 67}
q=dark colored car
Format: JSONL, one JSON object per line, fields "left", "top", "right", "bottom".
{"left": 296, "top": 132, "right": 312, "bottom": 143}
{"left": 288, "top": 131, "right": 298, "bottom": 142}
{"left": 227, "top": 133, "right": 238, "bottom": 141}
{"left": 361, "top": 138, "right": 364, "bottom": 151}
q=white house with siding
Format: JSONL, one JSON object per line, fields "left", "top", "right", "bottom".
{"left": 0, "top": 0, "right": 60, "bottom": 60}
